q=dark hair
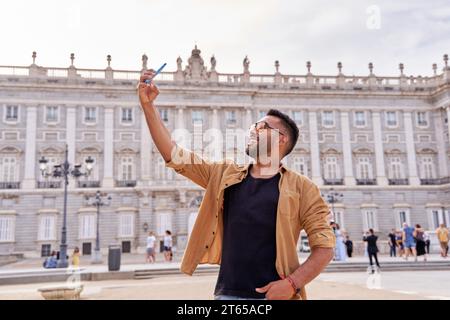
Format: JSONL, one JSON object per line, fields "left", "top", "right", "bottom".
{"left": 369, "top": 228, "right": 374, "bottom": 234}
{"left": 416, "top": 224, "right": 421, "bottom": 228}
{"left": 165, "top": 230, "right": 172, "bottom": 235}
{"left": 266, "top": 109, "right": 299, "bottom": 156}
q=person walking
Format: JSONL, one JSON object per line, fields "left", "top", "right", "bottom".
{"left": 388, "top": 228, "right": 397, "bottom": 257}
{"left": 344, "top": 235, "right": 353, "bottom": 258}
{"left": 146, "top": 231, "right": 157, "bottom": 263}
{"left": 436, "top": 224, "right": 449, "bottom": 258}
{"left": 163, "top": 230, "right": 173, "bottom": 262}
{"left": 413, "top": 224, "right": 427, "bottom": 262}
{"left": 333, "top": 224, "right": 347, "bottom": 261}
{"left": 396, "top": 231, "right": 404, "bottom": 258}
{"left": 137, "top": 71, "right": 336, "bottom": 300}
{"left": 402, "top": 223, "right": 417, "bottom": 261}
{"left": 71, "top": 247, "right": 80, "bottom": 267}
{"left": 424, "top": 231, "right": 431, "bottom": 255}
{"left": 363, "top": 229, "right": 380, "bottom": 272}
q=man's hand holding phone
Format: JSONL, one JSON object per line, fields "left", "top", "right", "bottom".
{"left": 138, "top": 70, "right": 160, "bottom": 108}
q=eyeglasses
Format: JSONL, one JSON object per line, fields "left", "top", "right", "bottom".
{"left": 252, "top": 121, "right": 285, "bottom": 136}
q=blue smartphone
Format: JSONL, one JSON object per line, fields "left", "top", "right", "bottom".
{"left": 145, "top": 63, "right": 167, "bottom": 84}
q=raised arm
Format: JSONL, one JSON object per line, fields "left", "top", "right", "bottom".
{"left": 137, "top": 71, "right": 214, "bottom": 189}
{"left": 138, "top": 71, "right": 174, "bottom": 162}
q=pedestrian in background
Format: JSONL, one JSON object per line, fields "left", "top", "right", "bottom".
{"left": 423, "top": 231, "right": 431, "bottom": 255}
{"left": 44, "top": 251, "right": 58, "bottom": 269}
{"left": 344, "top": 235, "right": 353, "bottom": 258}
{"left": 146, "top": 231, "right": 157, "bottom": 263}
{"left": 71, "top": 247, "right": 80, "bottom": 267}
{"left": 363, "top": 229, "right": 380, "bottom": 272}
{"left": 388, "top": 228, "right": 397, "bottom": 257}
{"left": 436, "top": 224, "right": 449, "bottom": 258}
{"left": 402, "top": 223, "right": 417, "bottom": 261}
{"left": 333, "top": 223, "right": 347, "bottom": 261}
{"left": 164, "top": 230, "right": 173, "bottom": 262}
{"left": 396, "top": 231, "right": 404, "bottom": 258}
{"left": 414, "top": 224, "right": 427, "bottom": 262}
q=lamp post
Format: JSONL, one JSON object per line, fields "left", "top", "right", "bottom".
{"left": 323, "top": 188, "right": 343, "bottom": 222}
{"left": 86, "top": 190, "right": 111, "bottom": 264}
{"left": 39, "top": 144, "right": 94, "bottom": 268}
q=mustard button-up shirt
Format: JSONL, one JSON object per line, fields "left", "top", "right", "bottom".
{"left": 166, "top": 144, "right": 336, "bottom": 300}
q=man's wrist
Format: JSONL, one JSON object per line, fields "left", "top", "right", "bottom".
{"left": 286, "top": 275, "right": 301, "bottom": 295}
{"left": 141, "top": 100, "right": 154, "bottom": 110}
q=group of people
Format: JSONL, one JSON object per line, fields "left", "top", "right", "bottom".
{"left": 146, "top": 230, "right": 173, "bottom": 263}
{"left": 387, "top": 223, "right": 430, "bottom": 262}
{"left": 331, "top": 221, "right": 450, "bottom": 269}
{"left": 43, "top": 247, "right": 80, "bottom": 269}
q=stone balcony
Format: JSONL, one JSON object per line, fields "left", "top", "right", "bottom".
{"left": 388, "top": 179, "right": 409, "bottom": 185}
{"left": 1, "top": 49, "right": 449, "bottom": 94}
{"left": 116, "top": 180, "right": 137, "bottom": 188}
{"left": 356, "top": 179, "right": 377, "bottom": 185}
{"left": 37, "top": 181, "right": 62, "bottom": 189}
{"left": 0, "top": 182, "right": 20, "bottom": 189}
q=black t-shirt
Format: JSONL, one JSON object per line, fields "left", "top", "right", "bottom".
{"left": 388, "top": 233, "right": 396, "bottom": 244}
{"left": 214, "top": 169, "right": 281, "bottom": 299}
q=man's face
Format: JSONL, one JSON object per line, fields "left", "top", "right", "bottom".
{"left": 245, "top": 115, "right": 287, "bottom": 161}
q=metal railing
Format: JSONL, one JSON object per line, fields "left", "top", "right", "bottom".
{"left": 388, "top": 179, "right": 409, "bottom": 185}
{"left": 0, "top": 182, "right": 20, "bottom": 189}
{"left": 323, "top": 179, "right": 344, "bottom": 185}
{"left": 37, "top": 181, "right": 62, "bottom": 189}
{"left": 78, "top": 180, "right": 101, "bottom": 188}
{"left": 356, "top": 179, "right": 377, "bottom": 185}
{"left": 115, "top": 180, "right": 137, "bottom": 187}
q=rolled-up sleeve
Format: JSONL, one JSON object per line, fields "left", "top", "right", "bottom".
{"left": 299, "top": 181, "right": 336, "bottom": 249}
{"left": 165, "top": 143, "right": 214, "bottom": 189}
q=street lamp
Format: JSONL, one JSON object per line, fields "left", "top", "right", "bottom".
{"left": 322, "top": 188, "right": 343, "bottom": 222}
{"left": 86, "top": 190, "right": 111, "bottom": 264}
{"left": 39, "top": 144, "right": 94, "bottom": 268}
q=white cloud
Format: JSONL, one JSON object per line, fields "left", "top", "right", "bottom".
{"left": 0, "top": 0, "right": 448, "bottom": 77}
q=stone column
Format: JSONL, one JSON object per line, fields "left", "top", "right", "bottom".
{"left": 434, "top": 109, "right": 449, "bottom": 178}
{"left": 308, "top": 111, "right": 322, "bottom": 185}
{"left": 211, "top": 106, "right": 220, "bottom": 130}
{"left": 66, "top": 106, "right": 77, "bottom": 188}
{"left": 139, "top": 111, "right": 153, "bottom": 186}
{"left": 245, "top": 107, "right": 253, "bottom": 129}
{"left": 102, "top": 106, "right": 114, "bottom": 187}
{"left": 372, "top": 111, "right": 388, "bottom": 186}
{"left": 447, "top": 106, "right": 450, "bottom": 145}
{"left": 22, "top": 106, "right": 37, "bottom": 189}
{"left": 177, "top": 106, "right": 185, "bottom": 129}
{"left": 403, "top": 111, "right": 420, "bottom": 185}
{"left": 340, "top": 111, "right": 355, "bottom": 186}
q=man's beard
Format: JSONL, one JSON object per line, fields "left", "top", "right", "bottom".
{"left": 245, "top": 141, "right": 271, "bottom": 160}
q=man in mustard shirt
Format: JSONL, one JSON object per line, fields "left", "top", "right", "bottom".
{"left": 138, "top": 70, "right": 335, "bottom": 300}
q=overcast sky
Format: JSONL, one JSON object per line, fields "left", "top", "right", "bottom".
{"left": 0, "top": 0, "right": 449, "bottom": 76}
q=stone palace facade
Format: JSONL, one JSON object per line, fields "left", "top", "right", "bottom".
{"left": 0, "top": 47, "right": 449, "bottom": 257}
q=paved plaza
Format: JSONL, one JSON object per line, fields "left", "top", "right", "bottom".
{"left": 0, "top": 252, "right": 449, "bottom": 300}
{"left": 0, "top": 270, "right": 449, "bottom": 300}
